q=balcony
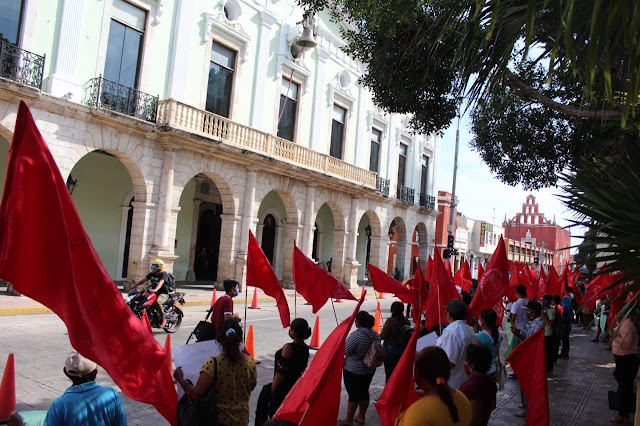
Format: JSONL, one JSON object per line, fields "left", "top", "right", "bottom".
{"left": 156, "top": 99, "right": 377, "bottom": 189}
{"left": 419, "top": 194, "right": 436, "bottom": 209}
{"left": 376, "top": 177, "right": 390, "bottom": 196}
{"left": 396, "top": 184, "right": 415, "bottom": 203}
{"left": 83, "top": 76, "right": 159, "bottom": 123}
{"left": 0, "top": 41, "right": 45, "bottom": 90}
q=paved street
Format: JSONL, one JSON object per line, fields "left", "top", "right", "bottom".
{"left": 0, "top": 285, "right": 621, "bottom": 425}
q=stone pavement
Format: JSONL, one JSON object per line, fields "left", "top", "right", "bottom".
{"left": 0, "top": 284, "right": 623, "bottom": 425}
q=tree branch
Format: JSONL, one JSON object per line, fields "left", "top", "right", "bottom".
{"left": 504, "top": 70, "right": 622, "bottom": 120}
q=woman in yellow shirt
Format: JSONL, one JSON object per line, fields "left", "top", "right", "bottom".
{"left": 398, "top": 346, "right": 472, "bottom": 426}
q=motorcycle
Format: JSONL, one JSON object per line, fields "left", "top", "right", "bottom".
{"left": 126, "top": 288, "right": 185, "bottom": 333}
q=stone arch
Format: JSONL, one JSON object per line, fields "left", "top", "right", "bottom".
{"left": 387, "top": 216, "right": 408, "bottom": 280}
{"left": 0, "top": 123, "right": 12, "bottom": 142}
{"left": 413, "top": 221, "right": 429, "bottom": 275}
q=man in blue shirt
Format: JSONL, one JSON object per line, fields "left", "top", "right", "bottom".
{"left": 44, "top": 351, "right": 127, "bottom": 426}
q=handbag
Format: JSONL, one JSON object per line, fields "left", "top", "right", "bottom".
{"left": 177, "top": 357, "right": 219, "bottom": 426}
{"left": 360, "top": 330, "right": 385, "bottom": 368}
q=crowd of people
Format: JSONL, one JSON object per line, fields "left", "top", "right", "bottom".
{"left": 6, "top": 266, "right": 639, "bottom": 426}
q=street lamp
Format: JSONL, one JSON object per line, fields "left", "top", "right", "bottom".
{"left": 365, "top": 224, "right": 372, "bottom": 277}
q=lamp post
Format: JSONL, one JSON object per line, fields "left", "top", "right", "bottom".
{"left": 365, "top": 224, "right": 372, "bottom": 278}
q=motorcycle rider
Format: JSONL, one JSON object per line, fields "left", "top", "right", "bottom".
{"left": 135, "top": 259, "right": 171, "bottom": 325}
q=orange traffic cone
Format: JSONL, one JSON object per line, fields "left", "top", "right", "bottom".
{"left": 210, "top": 288, "right": 217, "bottom": 308}
{"left": 374, "top": 302, "right": 382, "bottom": 333}
{"left": 309, "top": 316, "right": 321, "bottom": 349}
{"left": 378, "top": 292, "right": 385, "bottom": 299}
{"left": 163, "top": 335, "right": 172, "bottom": 373}
{"left": 246, "top": 325, "right": 255, "bottom": 358}
{"left": 0, "top": 353, "right": 16, "bottom": 419}
{"left": 249, "top": 288, "right": 260, "bottom": 309}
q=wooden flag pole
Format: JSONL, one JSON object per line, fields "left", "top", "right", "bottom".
{"left": 243, "top": 283, "right": 249, "bottom": 344}
{"left": 298, "top": 404, "right": 312, "bottom": 425}
{"left": 437, "top": 283, "right": 442, "bottom": 335}
{"left": 330, "top": 298, "right": 339, "bottom": 325}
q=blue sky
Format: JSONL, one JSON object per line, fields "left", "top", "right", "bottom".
{"left": 437, "top": 108, "right": 582, "bottom": 247}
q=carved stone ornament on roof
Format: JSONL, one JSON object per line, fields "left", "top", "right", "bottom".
{"left": 204, "top": 11, "right": 251, "bottom": 62}
{"left": 152, "top": 0, "right": 164, "bottom": 25}
{"left": 328, "top": 70, "right": 356, "bottom": 116}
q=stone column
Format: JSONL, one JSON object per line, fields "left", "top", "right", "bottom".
{"left": 127, "top": 201, "right": 155, "bottom": 286}
{"left": 301, "top": 184, "right": 316, "bottom": 256}
{"left": 186, "top": 198, "right": 203, "bottom": 281}
{"left": 368, "top": 236, "right": 384, "bottom": 269}
{"left": 49, "top": 0, "right": 85, "bottom": 99}
{"left": 148, "top": 149, "right": 178, "bottom": 271}
{"left": 218, "top": 213, "right": 239, "bottom": 284}
{"left": 397, "top": 241, "right": 412, "bottom": 279}
{"left": 235, "top": 169, "right": 257, "bottom": 288}
{"left": 343, "top": 198, "right": 360, "bottom": 288}
{"left": 331, "top": 231, "right": 347, "bottom": 282}
{"left": 282, "top": 223, "right": 302, "bottom": 287}
{"left": 250, "top": 10, "right": 278, "bottom": 131}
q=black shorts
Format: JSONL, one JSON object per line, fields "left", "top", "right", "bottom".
{"left": 343, "top": 369, "right": 374, "bottom": 402}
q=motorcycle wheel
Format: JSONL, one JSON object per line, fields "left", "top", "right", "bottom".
{"left": 163, "top": 306, "right": 183, "bottom": 333}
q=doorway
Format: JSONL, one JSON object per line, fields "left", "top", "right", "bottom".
{"left": 262, "top": 214, "right": 277, "bottom": 266}
{"left": 194, "top": 203, "right": 222, "bottom": 281}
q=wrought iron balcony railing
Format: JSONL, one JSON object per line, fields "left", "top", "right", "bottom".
{"left": 376, "top": 177, "right": 390, "bottom": 196}
{"left": 396, "top": 185, "right": 415, "bottom": 203}
{"left": 419, "top": 194, "right": 436, "bottom": 209}
{"left": 83, "top": 76, "right": 159, "bottom": 122}
{"left": 0, "top": 40, "right": 45, "bottom": 90}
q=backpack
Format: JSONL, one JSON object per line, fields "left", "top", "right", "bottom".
{"left": 361, "top": 330, "right": 385, "bottom": 368}
{"left": 398, "top": 324, "right": 413, "bottom": 348}
{"left": 165, "top": 272, "right": 176, "bottom": 292}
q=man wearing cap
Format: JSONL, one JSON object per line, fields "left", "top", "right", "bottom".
{"left": 436, "top": 299, "right": 481, "bottom": 388}
{"left": 43, "top": 351, "right": 127, "bottom": 426}
{"left": 510, "top": 300, "right": 545, "bottom": 418}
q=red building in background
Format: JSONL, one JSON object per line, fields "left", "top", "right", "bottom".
{"left": 503, "top": 195, "right": 571, "bottom": 270}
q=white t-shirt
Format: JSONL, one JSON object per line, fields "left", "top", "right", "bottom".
{"left": 511, "top": 297, "right": 530, "bottom": 330}
{"left": 436, "top": 320, "right": 478, "bottom": 389}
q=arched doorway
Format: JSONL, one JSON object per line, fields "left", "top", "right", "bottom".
{"left": 356, "top": 213, "right": 373, "bottom": 282}
{"left": 194, "top": 206, "right": 222, "bottom": 281}
{"left": 312, "top": 203, "right": 335, "bottom": 270}
{"left": 262, "top": 214, "right": 277, "bottom": 266}
{"left": 387, "top": 217, "right": 407, "bottom": 280}
{"left": 116, "top": 190, "right": 135, "bottom": 280}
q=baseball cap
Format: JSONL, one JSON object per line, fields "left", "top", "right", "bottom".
{"left": 64, "top": 351, "right": 97, "bottom": 377}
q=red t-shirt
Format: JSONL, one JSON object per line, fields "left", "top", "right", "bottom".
{"left": 459, "top": 374, "right": 497, "bottom": 426}
{"left": 210, "top": 295, "right": 233, "bottom": 331}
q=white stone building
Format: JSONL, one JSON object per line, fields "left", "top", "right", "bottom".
{"left": 0, "top": 0, "right": 440, "bottom": 288}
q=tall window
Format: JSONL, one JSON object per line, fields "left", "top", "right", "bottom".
{"left": 397, "top": 143, "right": 408, "bottom": 187}
{"left": 420, "top": 155, "right": 429, "bottom": 197}
{"left": 104, "top": 0, "right": 146, "bottom": 88}
{"left": 206, "top": 41, "right": 236, "bottom": 118}
{"left": 0, "top": 0, "right": 24, "bottom": 44}
{"left": 277, "top": 77, "right": 299, "bottom": 141}
{"left": 330, "top": 105, "right": 346, "bottom": 159}
{"left": 369, "top": 128, "right": 381, "bottom": 173}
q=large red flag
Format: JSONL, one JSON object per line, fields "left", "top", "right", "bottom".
{"left": 569, "top": 270, "right": 583, "bottom": 305}
{"left": 293, "top": 242, "right": 338, "bottom": 313}
{"left": 273, "top": 290, "right": 366, "bottom": 425}
{"left": 409, "top": 260, "right": 429, "bottom": 323}
{"left": 424, "top": 250, "right": 461, "bottom": 330}
{"left": 469, "top": 236, "right": 510, "bottom": 320}
{"left": 367, "top": 263, "right": 416, "bottom": 304}
{"left": 520, "top": 263, "right": 538, "bottom": 300}
{"left": 0, "top": 102, "right": 177, "bottom": 424}
{"left": 454, "top": 260, "right": 473, "bottom": 292}
{"left": 375, "top": 323, "right": 422, "bottom": 425}
{"left": 546, "top": 266, "right": 562, "bottom": 296}
{"left": 327, "top": 271, "right": 358, "bottom": 301}
{"left": 246, "top": 230, "right": 291, "bottom": 328}
{"left": 477, "top": 263, "right": 485, "bottom": 282}
{"left": 583, "top": 273, "right": 612, "bottom": 311}
{"left": 505, "top": 327, "right": 550, "bottom": 426}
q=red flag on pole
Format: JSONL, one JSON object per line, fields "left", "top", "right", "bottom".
{"left": 273, "top": 290, "right": 366, "bottom": 425}
{"left": 424, "top": 250, "right": 461, "bottom": 330}
{"left": 293, "top": 242, "right": 338, "bottom": 313}
{"left": 328, "top": 272, "right": 358, "bottom": 301}
{"left": 375, "top": 324, "right": 422, "bottom": 425}
{"left": 583, "top": 272, "right": 612, "bottom": 311}
{"left": 367, "top": 263, "right": 416, "bottom": 304}
{"left": 469, "top": 236, "right": 510, "bottom": 320}
{"left": 454, "top": 260, "right": 473, "bottom": 292}
{"left": 569, "top": 270, "right": 583, "bottom": 305}
{"left": 505, "top": 327, "right": 550, "bottom": 426}
{"left": 0, "top": 102, "right": 177, "bottom": 425}
{"left": 478, "top": 263, "right": 485, "bottom": 282}
{"left": 408, "top": 260, "right": 428, "bottom": 323}
{"left": 246, "top": 230, "right": 291, "bottom": 328}
{"left": 545, "top": 266, "right": 562, "bottom": 296}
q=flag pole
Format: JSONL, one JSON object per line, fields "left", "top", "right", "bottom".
{"left": 244, "top": 282, "right": 249, "bottom": 344}
{"left": 437, "top": 283, "right": 442, "bottom": 335}
{"left": 330, "top": 298, "right": 339, "bottom": 326}
{"left": 298, "top": 404, "right": 312, "bottom": 425}
{"left": 294, "top": 240, "right": 297, "bottom": 318}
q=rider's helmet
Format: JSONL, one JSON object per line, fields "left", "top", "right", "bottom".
{"left": 151, "top": 259, "right": 165, "bottom": 271}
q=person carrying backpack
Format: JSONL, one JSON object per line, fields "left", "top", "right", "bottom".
{"left": 135, "top": 258, "right": 173, "bottom": 321}
{"left": 380, "top": 301, "right": 411, "bottom": 381}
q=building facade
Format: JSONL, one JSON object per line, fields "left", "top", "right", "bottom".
{"left": 0, "top": 0, "right": 440, "bottom": 288}
{"left": 503, "top": 195, "right": 571, "bottom": 270}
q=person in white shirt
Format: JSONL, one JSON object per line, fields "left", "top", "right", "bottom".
{"left": 437, "top": 299, "right": 481, "bottom": 388}
{"left": 509, "top": 285, "right": 530, "bottom": 339}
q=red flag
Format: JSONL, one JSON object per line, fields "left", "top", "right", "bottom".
{"left": 424, "top": 250, "right": 461, "bottom": 330}
{"left": 273, "top": 290, "right": 366, "bottom": 425}
{"left": 328, "top": 272, "right": 358, "bottom": 301}
{"left": 505, "top": 327, "right": 550, "bottom": 426}
{"left": 569, "top": 270, "right": 582, "bottom": 305}
{"left": 545, "top": 266, "right": 561, "bottom": 296}
{"left": 469, "top": 236, "right": 509, "bottom": 320}
{"left": 583, "top": 273, "right": 612, "bottom": 311}
{"left": 247, "top": 230, "right": 291, "bottom": 328}
{"left": 367, "top": 263, "right": 416, "bottom": 304}
{"left": 425, "top": 256, "right": 434, "bottom": 284}
{"left": 293, "top": 243, "right": 338, "bottom": 313}
{"left": 538, "top": 267, "right": 547, "bottom": 297}
{"left": 454, "top": 260, "right": 473, "bottom": 292}
{"left": 408, "top": 260, "right": 428, "bottom": 323}
{"left": 375, "top": 323, "right": 422, "bottom": 425}
{"left": 477, "top": 263, "right": 485, "bottom": 282}
{"left": 520, "top": 263, "right": 538, "bottom": 300}
{"left": 0, "top": 102, "right": 177, "bottom": 424}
